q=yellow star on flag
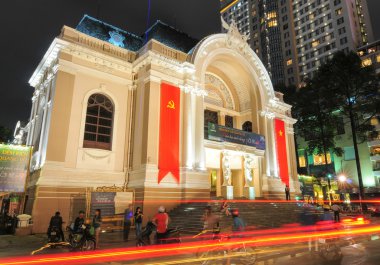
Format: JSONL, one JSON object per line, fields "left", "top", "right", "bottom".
{"left": 279, "top": 130, "right": 283, "bottom": 137}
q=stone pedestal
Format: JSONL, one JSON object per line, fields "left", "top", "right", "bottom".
{"left": 222, "top": 185, "right": 234, "bottom": 199}
{"left": 244, "top": 186, "right": 255, "bottom": 200}
{"left": 15, "top": 226, "right": 33, "bottom": 236}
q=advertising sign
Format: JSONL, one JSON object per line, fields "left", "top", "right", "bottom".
{"left": 90, "top": 192, "right": 133, "bottom": 216}
{"left": 207, "top": 122, "right": 265, "bottom": 150}
{"left": 0, "top": 144, "right": 31, "bottom": 193}
{"left": 90, "top": 192, "right": 116, "bottom": 217}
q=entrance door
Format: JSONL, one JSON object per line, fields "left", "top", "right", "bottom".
{"left": 210, "top": 170, "right": 217, "bottom": 197}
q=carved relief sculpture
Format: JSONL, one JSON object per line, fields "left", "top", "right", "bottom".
{"left": 222, "top": 151, "right": 232, "bottom": 186}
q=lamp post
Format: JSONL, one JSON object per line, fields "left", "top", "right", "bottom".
{"left": 327, "top": 173, "right": 333, "bottom": 205}
{"left": 338, "top": 174, "right": 362, "bottom": 212}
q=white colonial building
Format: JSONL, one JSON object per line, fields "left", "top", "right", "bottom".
{"left": 23, "top": 15, "right": 299, "bottom": 232}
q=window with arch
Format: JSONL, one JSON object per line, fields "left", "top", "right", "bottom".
{"left": 242, "top": 121, "right": 252, "bottom": 132}
{"left": 83, "top": 94, "right": 114, "bottom": 150}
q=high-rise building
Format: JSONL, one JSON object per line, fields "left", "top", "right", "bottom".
{"left": 220, "top": 0, "right": 374, "bottom": 87}
{"left": 293, "top": 0, "right": 373, "bottom": 82}
{"left": 221, "top": 0, "right": 297, "bottom": 88}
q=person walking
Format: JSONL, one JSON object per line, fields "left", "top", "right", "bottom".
{"left": 134, "top": 207, "right": 143, "bottom": 238}
{"left": 285, "top": 185, "right": 291, "bottom": 201}
{"left": 152, "top": 206, "right": 169, "bottom": 244}
{"left": 123, "top": 205, "right": 133, "bottom": 241}
{"left": 92, "top": 209, "right": 102, "bottom": 248}
{"left": 201, "top": 206, "right": 220, "bottom": 240}
{"left": 331, "top": 203, "right": 341, "bottom": 222}
{"left": 231, "top": 209, "right": 245, "bottom": 237}
{"left": 220, "top": 201, "right": 231, "bottom": 216}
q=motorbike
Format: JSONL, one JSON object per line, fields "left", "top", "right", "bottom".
{"left": 48, "top": 226, "right": 62, "bottom": 247}
{"left": 318, "top": 237, "right": 342, "bottom": 261}
{"left": 67, "top": 224, "right": 96, "bottom": 251}
{"left": 136, "top": 221, "right": 181, "bottom": 246}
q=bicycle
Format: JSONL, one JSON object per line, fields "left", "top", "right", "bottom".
{"left": 194, "top": 230, "right": 257, "bottom": 265}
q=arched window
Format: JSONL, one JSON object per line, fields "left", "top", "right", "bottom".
{"left": 83, "top": 94, "right": 114, "bottom": 150}
{"left": 242, "top": 121, "right": 252, "bottom": 132}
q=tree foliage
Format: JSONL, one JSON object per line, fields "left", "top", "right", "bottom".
{"left": 0, "top": 125, "right": 13, "bottom": 143}
{"left": 320, "top": 51, "right": 380, "bottom": 142}
{"left": 293, "top": 80, "right": 343, "bottom": 157}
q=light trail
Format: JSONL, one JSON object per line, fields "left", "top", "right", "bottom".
{"left": 133, "top": 244, "right": 310, "bottom": 265}
{"left": 1, "top": 224, "right": 380, "bottom": 265}
{"left": 117, "top": 199, "right": 380, "bottom": 204}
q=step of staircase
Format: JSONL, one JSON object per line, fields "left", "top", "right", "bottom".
{"left": 167, "top": 199, "right": 303, "bottom": 234}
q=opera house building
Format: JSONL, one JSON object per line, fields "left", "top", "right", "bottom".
{"left": 24, "top": 15, "right": 299, "bottom": 232}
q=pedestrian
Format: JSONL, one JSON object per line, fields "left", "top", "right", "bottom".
{"left": 134, "top": 207, "right": 143, "bottom": 238}
{"left": 331, "top": 203, "right": 341, "bottom": 222}
{"left": 202, "top": 206, "right": 220, "bottom": 239}
{"left": 231, "top": 209, "right": 245, "bottom": 237}
{"left": 124, "top": 205, "right": 133, "bottom": 241}
{"left": 152, "top": 206, "right": 169, "bottom": 244}
{"left": 285, "top": 185, "right": 290, "bottom": 201}
{"left": 92, "top": 209, "right": 102, "bottom": 248}
{"left": 220, "top": 201, "right": 231, "bottom": 216}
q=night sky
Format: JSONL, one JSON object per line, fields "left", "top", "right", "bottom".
{"left": 0, "top": 0, "right": 379, "bottom": 129}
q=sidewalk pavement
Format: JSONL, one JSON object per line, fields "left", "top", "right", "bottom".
{"left": 0, "top": 230, "right": 137, "bottom": 258}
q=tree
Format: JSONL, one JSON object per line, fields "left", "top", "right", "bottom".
{"left": 278, "top": 83, "right": 342, "bottom": 178}
{"left": 318, "top": 51, "right": 380, "bottom": 200}
{"left": 0, "top": 125, "right": 13, "bottom": 143}
{"left": 291, "top": 77, "right": 343, "bottom": 202}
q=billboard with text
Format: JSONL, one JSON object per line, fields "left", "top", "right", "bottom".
{"left": 0, "top": 144, "right": 32, "bottom": 193}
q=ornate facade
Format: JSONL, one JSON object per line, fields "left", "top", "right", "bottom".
{"left": 24, "top": 15, "right": 299, "bottom": 232}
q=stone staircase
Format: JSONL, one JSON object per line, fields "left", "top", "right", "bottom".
{"left": 168, "top": 199, "right": 303, "bottom": 234}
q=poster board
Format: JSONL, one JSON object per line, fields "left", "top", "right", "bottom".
{"left": 0, "top": 144, "right": 32, "bottom": 193}
{"left": 90, "top": 192, "right": 133, "bottom": 216}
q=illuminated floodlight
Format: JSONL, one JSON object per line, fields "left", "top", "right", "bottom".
{"left": 338, "top": 175, "right": 347, "bottom": 182}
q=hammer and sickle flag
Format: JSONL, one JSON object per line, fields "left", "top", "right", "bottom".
{"left": 274, "top": 119, "right": 289, "bottom": 186}
{"left": 158, "top": 83, "right": 180, "bottom": 183}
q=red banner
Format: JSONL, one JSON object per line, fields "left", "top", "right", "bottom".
{"left": 274, "top": 119, "right": 289, "bottom": 186}
{"left": 158, "top": 83, "right": 180, "bottom": 183}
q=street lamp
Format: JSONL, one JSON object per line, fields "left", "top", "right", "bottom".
{"left": 338, "top": 174, "right": 347, "bottom": 182}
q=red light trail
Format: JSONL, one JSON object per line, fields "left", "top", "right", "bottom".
{"left": 1, "top": 224, "right": 379, "bottom": 265}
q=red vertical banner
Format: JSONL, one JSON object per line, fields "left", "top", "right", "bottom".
{"left": 158, "top": 83, "right": 181, "bottom": 183}
{"left": 274, "top": 119, "right": 289, "bottom": 186}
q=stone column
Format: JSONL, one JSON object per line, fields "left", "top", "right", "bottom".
{"left": 263, "top": 115, "right": 270, "bottom": 177}
{"left": 269, "top": 119, "right": 279, "bottom": 178}
{"left": 182, "top": 92, "right": 194, "bottom": 169}
{"left": 254, "top": 157, "right": 262, "bottom": 198}
{"left": 194, "top": 95, "right": 205, "bottom": 170}
{"left": 218, "top": 111, "right": 226, "bottom": 126}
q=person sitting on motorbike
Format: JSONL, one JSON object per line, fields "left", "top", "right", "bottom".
{"left": 74, "top": 210, "right": 85, "bottom": 233}
{"left": 48, "top": 211, "right": 64, "bottom": 241}
{"left": 152, "top": 206, "right": 169, "bottom": 244}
